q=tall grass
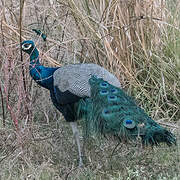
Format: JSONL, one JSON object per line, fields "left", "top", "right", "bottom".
{"left": 63, "top": 0, "right": 180, "bottom": 122}
{"left": 0, "top": 0, "right": 179, "bottom": 179}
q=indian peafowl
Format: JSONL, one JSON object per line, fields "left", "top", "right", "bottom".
{"left": 21, "top": 40, "right": 176, "bottom": 167}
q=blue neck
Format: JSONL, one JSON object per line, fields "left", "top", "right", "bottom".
{"left": 29, "top": 48, "right": 59, "bottom": 90}
{"left": 29, "top": 48, "right": 40, "bottom": 66}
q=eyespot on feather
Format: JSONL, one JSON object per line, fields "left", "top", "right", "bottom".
{"left": 100, "top": 82, "right": 109, "bottom": 88}
{"left": 123, "top": 119, "right": 136, "bottom": 129}
{"left": 99, "top": 90, "right": 109, "bottom": 95}
{"left": 107, "top": 95, "right": 118, "bottom": 102}
{"left": 102, "top": 108, "right": 113, "bottom": 120}
{"left": 110, "top": 88, "right": 118, "bottom": 94}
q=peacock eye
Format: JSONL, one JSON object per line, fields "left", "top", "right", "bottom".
{"left": 100, "top": 82, "right": 109, "bottom": 88}
{"left": 102, "top": 109, "right": 110, "bottom": 114}
{"left": 107, "top": 95, "right": 117, "bottom": 102}
{"left": 100, "top": 90, "right": 109, "bottom": 95}
{"left": 22, "top": 43, "right": 32, "bottom": 50}
{"left": 110, "top": 88, "right": 118, "bottom": 94}
{"left": 123, "top": 119, "right": 136, "bottom": 129}
{"left": 102, "top": 108, "right": 110, "bottom": 117}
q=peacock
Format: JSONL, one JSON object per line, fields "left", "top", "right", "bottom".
{"left": 21, "top": 40, "right": 176, "bottom": 167}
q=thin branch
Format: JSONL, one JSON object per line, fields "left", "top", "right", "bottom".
{"left": 19, "top": 0, "right": 26, "bottom": 91}
{"left": 0, "top": 83, "right": 6, "bottom": 127}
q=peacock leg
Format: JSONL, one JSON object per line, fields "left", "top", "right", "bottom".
{"left": 70, "top": 122, "right": 83, "bottom": 167}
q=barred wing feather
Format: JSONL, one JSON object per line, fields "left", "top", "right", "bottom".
{"left": 53, "top": 63, "right": 121, "bottom": 97}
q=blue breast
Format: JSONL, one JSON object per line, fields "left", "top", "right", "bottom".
{"left": 30, "top": 65, "right": 59, "bottom": 90}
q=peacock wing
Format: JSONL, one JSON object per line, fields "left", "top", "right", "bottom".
{"left": 53, "top": 63, "right": 121, "bottom": 98}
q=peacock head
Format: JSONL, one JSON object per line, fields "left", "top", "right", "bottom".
{"left": 21, "top": 40, "right": 36, "bottom": 55}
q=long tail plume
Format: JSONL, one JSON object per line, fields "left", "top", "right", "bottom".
{"left": 78, "top": 76, "right": 176, "bottom": 146}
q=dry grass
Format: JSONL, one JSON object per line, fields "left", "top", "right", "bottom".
{"left": 0, "top": 0, "right": 179, "bottom": 179}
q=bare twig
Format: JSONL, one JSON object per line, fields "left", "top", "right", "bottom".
{"left": 0, "top": 83, "right": 6, "bottom": 127}
{"left": 19, "top": 0, "right": 26, "bottom": 91}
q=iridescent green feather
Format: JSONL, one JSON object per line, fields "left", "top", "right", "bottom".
{"left": 78, "top": 76, "right": 176, "bottom": 146}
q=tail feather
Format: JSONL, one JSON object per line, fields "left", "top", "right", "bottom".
{"left": 77, "top": 76, "right": 176, "bottom": 146}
